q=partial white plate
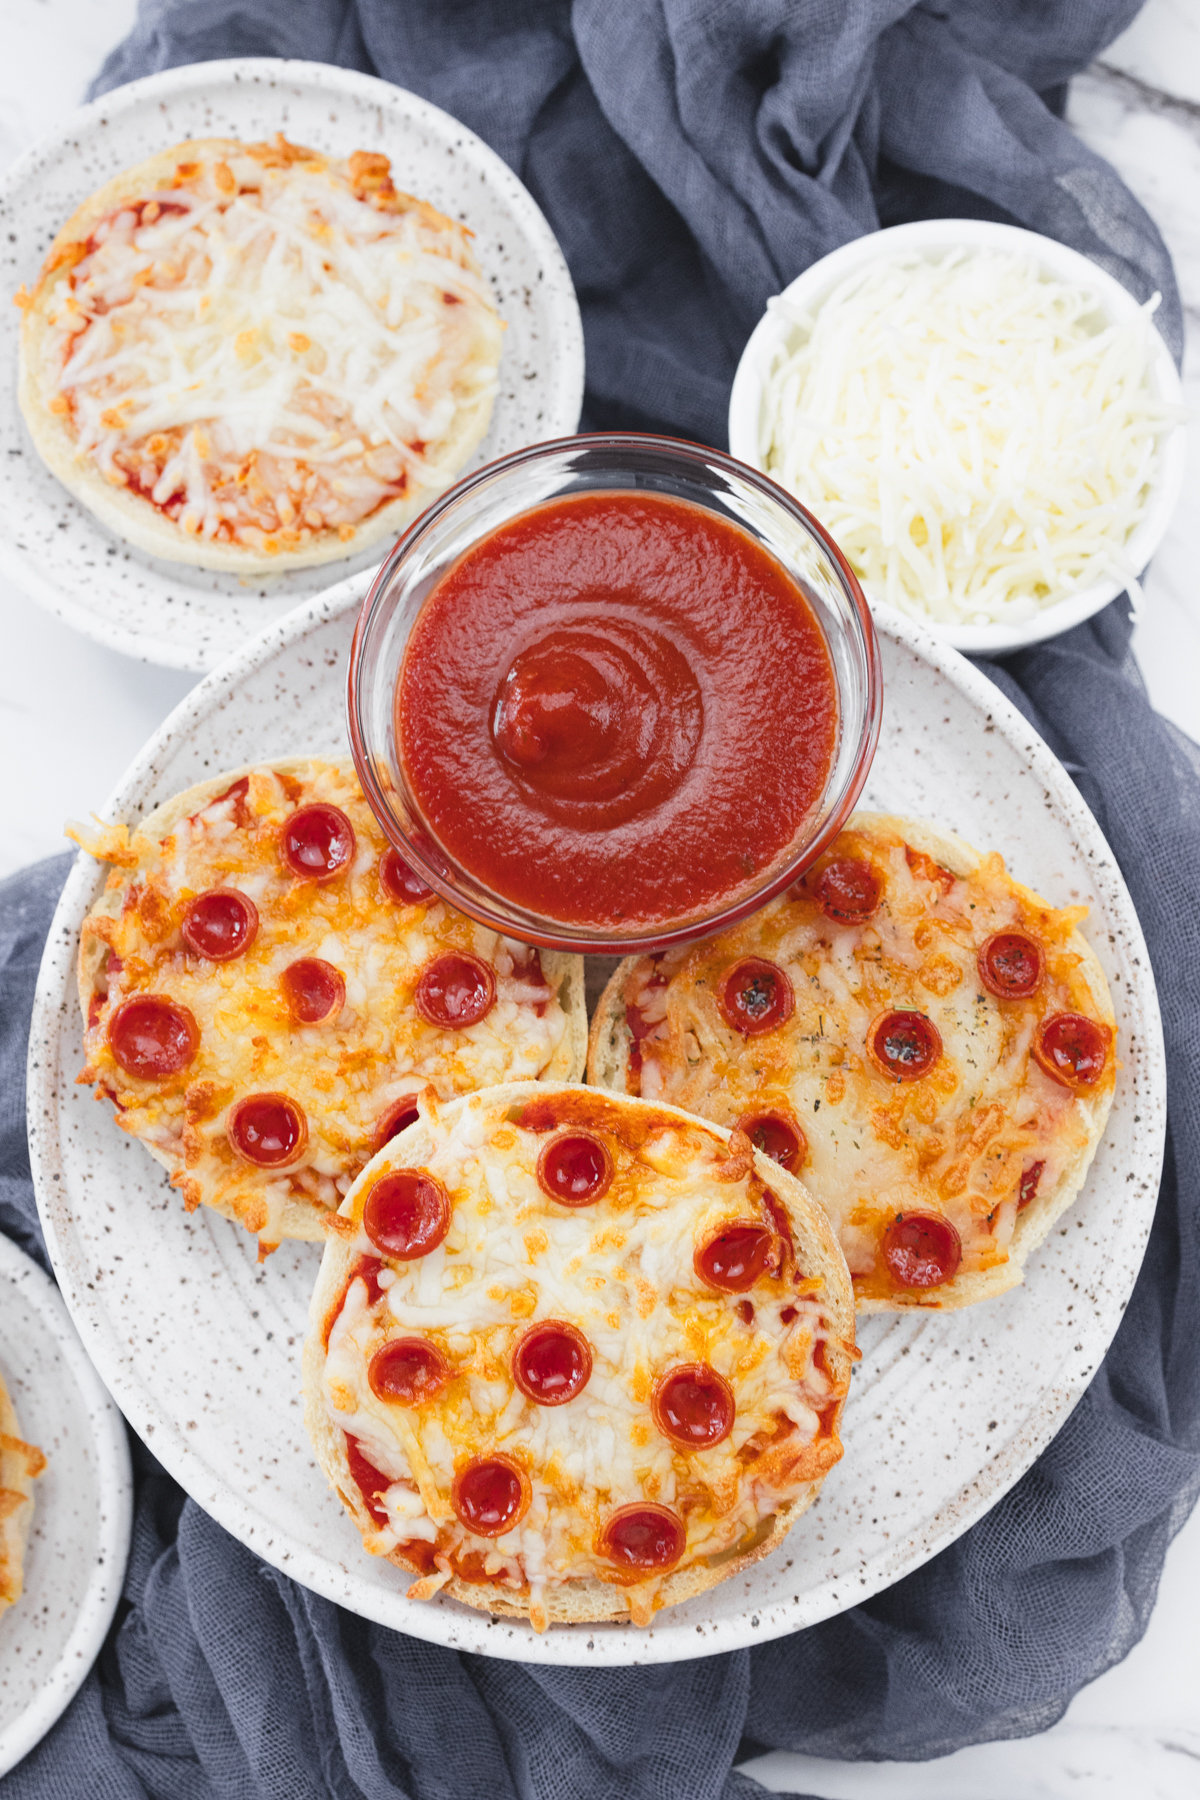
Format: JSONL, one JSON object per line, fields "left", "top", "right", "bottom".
{"left": 26, "top": 585, "right": 1165, "bottom": 1666}
{"left": 0, "top": 1235, "right": 132, "bottom": 1776}
{"left": 0, "top": 58, "right": 584, "bottom": 672}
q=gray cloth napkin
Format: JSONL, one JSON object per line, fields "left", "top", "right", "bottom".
{"left": 4, "top": 3, "right": 1199, "bottom": 1795}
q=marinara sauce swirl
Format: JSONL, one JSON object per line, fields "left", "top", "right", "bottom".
{"left": 396, "top": 492, "right": 838, "bottom": 930}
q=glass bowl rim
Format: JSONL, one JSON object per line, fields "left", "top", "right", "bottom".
{"left": 346, "top": 429, "right": 884, "bottom": 953}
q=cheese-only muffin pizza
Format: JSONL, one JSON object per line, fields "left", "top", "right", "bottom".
{"left": 16, "top": 135, "right": 503, "bottom": 572}
{"left": 0, "top": 1367, "right": 46, "bottom": 1619}
{"left": 72, "top": 760, "right": 585, "bottom": 1254}
{"left": 304, "top": 1082, "right": 855, "bottom": 1630}
{"left": 589, "top": 813, "right": 1117, "bottom": 1312}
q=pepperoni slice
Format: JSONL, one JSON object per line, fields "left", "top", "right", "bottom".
{"left": 108, "top": 996, "right": 199, "bottom": 1079}
{"left": 536, "top": 1132, "right": 613, "bottom": 1206}
{"left": 1033, "top": 1013, "right": 1111, "bottom": 1091}
{"left": 600, "top": 1504, "right": 685, "bottom": 1572}
{"left": 512, "top": 1321, "right": 593, "bottom": 1406}
{"left": 881, "top": 1213, "right": 962, "bottom": 1289}
{"left": 736, "top": 1108, "right": 807, "bottom": 1172}
{"left": 372, "top": 1095, "right": 421, "bottom": 1152}
{"left": 869, "top": 1010, "right": 942, "bottom": 1082}
{"left": 652, "top": 1364, "right": 735, "bottom": 1450}
{"left": 811, "top": 858, "right": 881, "bottom": 922}
{"left": 978, "top": 932, "right": 1043, "bottom": 1000}
{"left": 280, "top": 804, "right": 356, "bottom": 882}
{"left": 181, "top": 889, "right": 258, "bottom": 961}
{"left": 1018, "top": 1161, "right": 1045, "bottom": 1210}
{"left": 227, "top": 1094, "right": 307, "bottom": 1167}
{"left": 362, "top": 1169, "right": 450, "bottom": 1259}
{"left": 281, "top": 958, "right": 346, "bottom": 1025}
{"left": 414, "top": 953, "right": 496, "bottom": 1030}
{"left": 452, "top": 1457, "right": 528, "bottom": 1537}
{"left": 718, "top": 958, "right": 794, "bottom": 1036}
{"left": 379, "top": 847, "right": 434, "bottom": 904}
{"left": 368, "top": 1338, "right": 449, "bottom": 1405}
{"left": 695, "top": 1224, "right": 775, "bottom": 1294}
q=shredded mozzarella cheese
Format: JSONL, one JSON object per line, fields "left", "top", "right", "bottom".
{"left": 760, "top": 249, "right": 1178, "bottom": 626}
{"left": 32, "top": 143, "right": 503, "bottom": 553}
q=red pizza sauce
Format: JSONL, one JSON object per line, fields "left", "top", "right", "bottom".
{"left": 395, "top": 493, "right": 838, "bottom": 930}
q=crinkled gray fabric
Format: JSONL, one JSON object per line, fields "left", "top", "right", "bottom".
{"left": 87, "top": 0, "right": 1182, "bottom": 443}
{"left": 4, "top": 3, "right": 1197, "bottom": 1794}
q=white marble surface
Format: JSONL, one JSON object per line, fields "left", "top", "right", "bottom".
{"left": 1, "top": 1, "right": 1197, "bottom": 1792}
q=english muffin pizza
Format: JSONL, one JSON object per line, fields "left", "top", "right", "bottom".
{"left": 305, "top": 1082, "right": 854, "bottom": 1630}
{"left": 72, "top": 759, "right": 584, "bottom": 1254}
{"left": 590, "top": 813, "right": 1117, "bottom": 1312}
{"left": 16, "top": 135, "right": 503, "bottom": 572}
{"left": 0, "top": 1367, "right": 45, "bottom": 1619}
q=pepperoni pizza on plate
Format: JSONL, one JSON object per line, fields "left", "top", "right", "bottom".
{"left": 304, "top": 1081, "right": 855, "bottom": 1630}
{"left": 589, "top": 812, "right": 1117, "bottom": 1312}
{"left": 72, "top": 759, "right": 585, "bottom": 1254}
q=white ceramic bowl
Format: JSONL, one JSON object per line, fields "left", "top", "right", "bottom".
{"left": 728, "top": 219, "right": 1186, "bottom": 656}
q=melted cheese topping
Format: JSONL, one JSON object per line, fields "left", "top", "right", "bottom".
{"left": 25, "top": 138, "right": 503, "bottom": 553}
{"left": 322, "top": 1089, "right": 847, "bottom": 1627}
{"left": 619, "top": 823, "right": 1115, "bottom": 1304}
{"left": 761, "top": 250, "right": 1177, "bottom": 627}
{"left": 75, "top": 763, "right": 568, "bottom": 1248}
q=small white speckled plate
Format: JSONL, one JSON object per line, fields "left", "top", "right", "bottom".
{"left": 0, "top": 1235, "right": 132, "bottom": 1775}
{"left": 26, "top": 582, "right": 1165, "bottom": 1665}
{"left": 0, "top": 58, "right": 584, "bottom": 671}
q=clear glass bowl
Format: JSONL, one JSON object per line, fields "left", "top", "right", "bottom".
{"left": 347, "top": 433, "right": 883, "bottom": 953}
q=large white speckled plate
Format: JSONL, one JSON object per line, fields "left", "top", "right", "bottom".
{"left": 26, "top": 580, "right": 1165, "bottom": 1666}
{"left": 0, "top": 59, "right": 584, "bottom": 672}
{"left": 0, "top": 1235, "right": 132, "bottom": 1775}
